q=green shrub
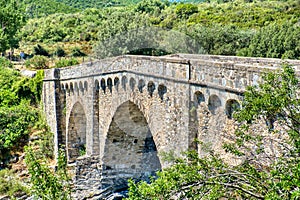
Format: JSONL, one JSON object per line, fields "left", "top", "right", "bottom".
{"left": 12, "top": 70, "right": 44, "bottom": 105}
{"left": 55, "top": 58, "right": 79, "bottom": 68}
{"left": 25, "top": 55, "right": 49, "bottom": 69}
{"left": 25, "top": 147, "right": 71, "bottom": 200}
{"left": 239, "top": 21, "right": 300, "bottom": 59}
{"left": 182, "top": 24, "right": 253, "bottom": 56}
{"left": 71, "top": 47, "right": 86, "bottom": 57}
{"left": 0, "top": 169, "right": 29, "bottom": 198}
{"left": 31, "top": 113, "right": 54, "bottom": 160}
{"left": 175, "top": 3, "right": 198, "bottom": 19}
{"left": 54, "top": 46, "right": 67, "bottom": 57}
{"left": 33, "top": 44, "right": 49, "bottom": 57}
{"left": 0, "top": 57, "right": 13, "bottom": 68}
{"left": 0, "top": 103, "right": 38, "bottom": 165}
{"left": 0, "top": 66, "right": 21, "bottom": 107}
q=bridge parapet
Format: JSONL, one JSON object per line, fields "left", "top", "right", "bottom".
{"left": 44, "top": 54, "right": 300, "bottom": 92}
{"left": 44, "top": 55, "right": 190, "bottom": 82}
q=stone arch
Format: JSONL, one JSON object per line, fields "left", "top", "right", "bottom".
{"left": 138, "top": 79, "right": 145, "bottom": 93}
{"left": 225, "top": 99, "right": 240, "bottom": 119}
{"left": 102, "top": 101, "right": 161, "bottom": 191}
{"left": 208, "top": 94, "right": 222, "bottom": 115}
{"left": 101, "top": 78, "right": 106, "bottom": 93}
{"left": 147, "top": 81, "right": 155, "bottom": 97}
{"left": 158, "top": 84, "right": 167, "bottom": 100}
{"left": 194, "top": 91, "right": 205, "bottom": 106}
{"left": 67, "top": 102, "right": 87, "bottom": 162}
{"left": 107, "top": 78, "right": 113, "bottom": 93}
{"left": 114, "top": 77, "right": 120, "bottom": 91}
{"left": 121, "top": 76, "right": 128, "bottom": 90}
{"left": 129, "top": 78, "right": 136, "bottom": 91}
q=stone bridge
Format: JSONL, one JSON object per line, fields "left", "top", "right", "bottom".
{"left": 43, "top": 54, "right": 300, "bottom": 198}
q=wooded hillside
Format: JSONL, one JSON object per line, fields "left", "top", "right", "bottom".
{"left": 19, "top": 0, "right": 300, "bottom": 59}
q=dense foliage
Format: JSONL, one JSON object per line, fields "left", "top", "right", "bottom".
{"left": 240, "top": 22, "right": 300, "bottom": 59}
{"left": 0, "top": 0, "right": 26, "bottom": 53}
{"left": 127, "top": 65, "right": 300, "bottom": 199}
{"left": 55, "top": 58, "right": 79, "bottom": 68}
{"left": 56, "top": 0, "right": 138, "bottom": 9}
{"left": 25, "top": 148, "right": 71, "bottom": 200}
{"left": 0, "top": 169, "right": 29, "bottom": 198}
{"left": 0, "top": 60, "right": 43, "bottom": 167}
{"left": 55, "top": 0, "right": 204, "bottom": 9}
{"left": 19, "top": 0, "right": 300, "bottom": 59}
{"left": 22, "top": 0, "right": 78, "bottom": 18}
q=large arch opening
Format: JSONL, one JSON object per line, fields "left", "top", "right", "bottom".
{"left": 102, "top": 101, "right": 161, "bottom": 191}
{"left": 67, "top": 102, "right": 87, "bottom": 162}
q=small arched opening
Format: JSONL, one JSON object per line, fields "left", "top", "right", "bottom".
{"left": 225, "top": 99, "right": 240, "bottom": 119}
{"left": 84, "top": 81, "right": 88, "bottom": 92}
{"left": 65, "top": 83, "right": 69, "bottom": 93}
{"left": 61, "top": 84, "right": 65, "bottom": 92}
{"left": 95, "top": 80, "right": 100, "bottom": 91}
{"left": 75, "top": 82, "right": 79, "bottom": 94}
{"left": 147, "top": 81, "right": 155, "bottom": 97}
{"left": 70, "top": 82, "right": 74, "bottom": 93}
{"left": 100, "top": 78, "right": 106, "bottom": 93}
{"left": 130, "top": 78, "right": 136, "bottom": 92}
{"left": 114, "top": 77, "right": 120, "bottom": 91}
{"left": 121, "top": 76, "right": 128, "bottom": 90}
{"left": 208, "top": 95, "right": 221, "bottom": 115}
{"left": 138, "top": 79, "right": 145, "bottom": 93}
{"left": 194, "top": 91, "right": 205, "bottom": 106}
{"left": 79, "top": 81, "right": 84, "bottom": 93}
{"left": 158, "top": 84, "right": 167, "bottom": 101}
{"left": 107, "top": 78, "right": 113, "bottom": 93}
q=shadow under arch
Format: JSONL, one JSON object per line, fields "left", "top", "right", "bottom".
{"left": 102, "top": 101, "right": 161, "bottom": 191}
{"left": 67, "top": 102, "right": 87, "bottom": 162}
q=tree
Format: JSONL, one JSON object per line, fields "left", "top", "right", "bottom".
{"left": 240, "top": 21, "right": 300, "bottom": 59}
{"left": 0, "top": 0, "right": 26, "bottom": 53}
{"left": 127, "top": 65, "right": 300, "bottom": 199}
{"left": 25, "top": 147, "right": 71, "bottom": 200}
{"left": 235, "top": 64, "right": 299, "bottom": 152}
{"left": 182, "top": 24, "right": 254, "bottom": 56}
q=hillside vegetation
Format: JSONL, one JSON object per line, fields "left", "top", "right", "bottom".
{"left": 19, "top": 0, "right": 300, "bottom": 60}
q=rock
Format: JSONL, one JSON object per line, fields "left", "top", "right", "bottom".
{"left": 107, "top": 192, "right": 125, "bottom": 200}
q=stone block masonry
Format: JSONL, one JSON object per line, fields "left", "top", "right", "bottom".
{"left": 43, "top": 54, "right": 300, "bottom": 199}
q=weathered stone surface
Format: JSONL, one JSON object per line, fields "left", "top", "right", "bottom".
{"left": 43, "top": 54, "right": 300, "bottom": 199}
